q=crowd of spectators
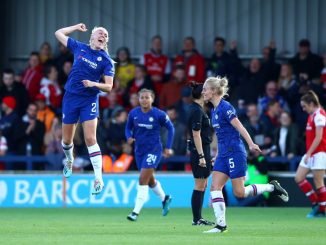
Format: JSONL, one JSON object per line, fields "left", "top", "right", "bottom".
{"left": 0, "top": 36, "right": 325, "bottom": 172}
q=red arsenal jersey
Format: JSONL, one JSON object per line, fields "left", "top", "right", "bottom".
{"left": 306, "top": 108, "right": 326, "bottom": 154}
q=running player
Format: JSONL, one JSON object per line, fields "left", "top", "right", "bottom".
{"left": 202, "top": 76, "right": 289, "bottom": 233}
{"left": 295, "top": 90, "right": 326, "bottom": 218}
{"left": 187, "top": 82, "right": 214, "bottom": 226}
{"left": 55, "top": 23, "right": 114, "bottom": 194}
{"left": 125, "top": 89, "right": 174, "bottom": 221}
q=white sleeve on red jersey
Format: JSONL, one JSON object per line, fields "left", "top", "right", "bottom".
{"left": 314, "top": 112, "right": 326, "bottom": 127}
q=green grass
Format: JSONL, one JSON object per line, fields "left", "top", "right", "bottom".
{"left": 0, "top": 208, "right": 325, "bottom": 245}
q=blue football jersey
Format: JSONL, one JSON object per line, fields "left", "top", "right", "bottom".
{"left": 211, "top": 99, "right": 246, "bottom": 156}
{"left": 65, "top": 37, "right": 115, "bottom": 97}
{"left": 125, "top": 107, "right": 175, "bottom": 154}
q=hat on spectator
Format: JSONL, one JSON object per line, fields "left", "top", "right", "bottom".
{"left": 2, "top": 96, "right": 16, "bottom": 110}
{"left": 35, "top": 93, "right": 46, "bottom": 102}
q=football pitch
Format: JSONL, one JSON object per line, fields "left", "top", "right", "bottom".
{"left": 0, "top": 208, "right": 324, "bottom": 245}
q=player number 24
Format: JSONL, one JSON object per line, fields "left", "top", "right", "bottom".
{"left": 146, "top": 154, "right": 157, "bottom": 165}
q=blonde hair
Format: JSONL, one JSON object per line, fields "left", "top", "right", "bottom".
{"left": 89, "top": 26, "right": 109, "bottom": 53}
{"left": 204, "top": 76, "right": 229, "bottom": 97}
{"left": 138, "top": 88, "right": 155, "bottom": 100}
{"left": 301, "top": 90, "right": 321, "bottom": 107}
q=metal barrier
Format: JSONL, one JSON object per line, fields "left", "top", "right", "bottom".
{"left": 0, "top": 154, "right": 301, "bottom": 171}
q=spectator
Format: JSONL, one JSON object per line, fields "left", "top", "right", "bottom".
{"left": 0, "top": 68, "right": 29, "bottom": 116}
{"left": 258, "top": 80, "right": 290, "bottom": 114}
{"left": 45, "top": 119, "right": 64, "bottom": 170}
{"left": 161, "top": 106, "right": 187, "bottom": 171}
{"left": 101, "top": 89, "right": 124, "bottom": 128}
{"left": 238, "top": 58, "right": 265, "bottom": 104}
{"left": 114, "top": 47, "right": 136, "bottom": 90}
{"left": 260, "top": 41, "right": 281, "bottom": 82}
{"left": 173, "top": 37, "right": 206, "bottom": 83}
{"left": 207, "top": 38, "right": 242, "bottom": 90}
{"left": 126, "top": 93, "right": 139, "bottom": 112}
{"left": 53, "top": 42, "right": 73, "bottom": 72}
{"left": 57, "top": 59, "right": 72, "bottom": 89}
{"left": 243, "top": 104, "right": 266, "bottom": 148}
{"left": 270, "top": 111, "right": 299, "bottom": 159}
{"left": 0, "top": 96, "right": 21, "bottom": 154}
{"left": 39, "top": 41, "right": 53, "bottom": 65}
{"left": 105, "top": 108, "right": 129, "bottom": 157}
{"left": 321, "top": 54, "right": 326, "bottom": 83}
{"left": 140, "top": 35, "right": 171, "bottom": 93}
{"left": 260, "top": 99, "right": 282, "bottom": 146}
{"left": 278, "top": 63, "right": 296, "bottom": 92}
{"left": 21, "top": 51, "right": 43, "bottom": 101}
{"left": 290, "top": 39, "right": 323, "bottom": 81}
{"left": 16, "top": 103, "right": 45, "bottom": 169}
{"left": 35, "top": 93, "right": 56, "bottom": 133}
{"left": 159, "top": 64, "right": 187, "bottom": 109}
{"left": 123, "top": 65, "right": 154, "bottom": 105}
{"left": 174, "top": 86, "right": 192, "bottom": 125}
{"left": 40, "top": 64, "right": 62, "bottom": 110}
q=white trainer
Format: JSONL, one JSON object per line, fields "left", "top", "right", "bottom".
{"left": 92, "top": 179, "right": 104, "bottom": 195}
{"left": 63, "top": 159, "right": 73, "bottom": 178}
{"left": 203, "top": 225, "right": 228, "bottom": 233}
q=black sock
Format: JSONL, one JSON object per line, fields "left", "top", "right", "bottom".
{"left": 191, "top": 190, "right": 202, "bottom": 222}
{"left": 199, "top": 190, "right": 205, "bottom": 219}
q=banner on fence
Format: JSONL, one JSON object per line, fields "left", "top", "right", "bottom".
{"left": 0, "top": 174, "right": 202, "bottom": 208}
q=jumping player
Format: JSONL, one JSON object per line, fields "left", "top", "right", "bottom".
{"left": 125, "top": 89, "right": 174, "bottom": 221}
{"left": 55, "top": 23, "right": 114, "bottom": 194}
{"left": 202, "top": 76, "right": 289, "bottom": 233}
{"left": 295, "top": 90, "right": 326, "bottom": 218}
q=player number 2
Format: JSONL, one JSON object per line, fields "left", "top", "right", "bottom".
{"left": 146, "top": 154, "right": 157, "bottom": 165}
{"left": 229, "top": 158, "right": 235, "bottom": 169}
{"left": 91, "top": 103, "right": 96, "bottom": 112}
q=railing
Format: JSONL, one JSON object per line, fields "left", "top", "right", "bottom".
{"left": 0, "top": 154, "right": 301, "bottom": 171}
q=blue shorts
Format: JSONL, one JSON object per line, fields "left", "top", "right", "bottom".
{"left": 135, "top": 151, "right": 162, "bottom": 170}
{"left": 62, "top": 92, "right": 99, "bottom": 124}
{"left": 213, "top": 151, "right": 247, "bottom": 179}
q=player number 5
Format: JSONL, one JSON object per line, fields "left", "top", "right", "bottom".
{"left": 229, "top": 158, "right": 235, "bottom": 169}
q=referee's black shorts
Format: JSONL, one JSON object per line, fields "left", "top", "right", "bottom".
{"left": 190, "top": 144, "right": 212, "bottom": 179}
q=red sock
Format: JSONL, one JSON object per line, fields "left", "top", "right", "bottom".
{"left": 298, "top": 180, "right": 318, "bottom": 204}
{"left": 317, "top": 186, "right": 326, "bottom": 212}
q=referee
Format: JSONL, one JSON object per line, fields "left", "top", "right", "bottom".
{"left": 187, "top": 82, "right": 214, "bottom": 226}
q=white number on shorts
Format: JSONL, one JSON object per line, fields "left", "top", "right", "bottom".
{"left": 229, "top": 158, "right": 235, "bottom": 169}
{"left": 91, "top": 103, "right": 97, "bottom": 112}
{"left": 146, "top": 154, "right": 157, "bottom": 165}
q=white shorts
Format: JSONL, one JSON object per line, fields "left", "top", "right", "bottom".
{"left": 299, "top": 152, "right": 326, "bottom": 170}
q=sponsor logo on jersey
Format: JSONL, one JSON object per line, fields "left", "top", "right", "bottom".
{"left": 138, "top": 123, "right": 153, "bottom": 129}
{"left": 78, "top": 56, "right": 98, "bottom": 69}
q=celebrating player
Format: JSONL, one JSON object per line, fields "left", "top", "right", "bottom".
{"left": 202, "top": 76, "right": 289, "bottom": 233}
{"left": 187, "top": 82, "right": 214, "bottom": 226}
{"left": 54, "top": 23, "right": 114, "bottom": 194}
{"left": 295, "top": 90, "right": 326, "bottom": 218}
{"left": 125, "top": 89, "right": 175, "bottom": 221}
